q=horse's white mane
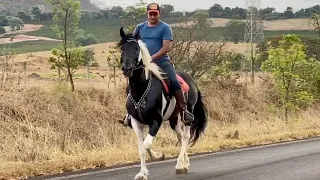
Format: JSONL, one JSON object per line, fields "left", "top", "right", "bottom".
{"left": 137, "top": 40, "right": 164, "bottom": 80}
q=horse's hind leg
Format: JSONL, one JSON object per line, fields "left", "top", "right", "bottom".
{"left": 169, "top": 115, "right": 183, "bottom": 146}
{"left": 131, "top": 117, "right": 148, "bottom": 180}
{"left": 183, "top": 125, "right": 191, "bottom": 172}
{"left": 175, "top": 124, "right": 191, "bottom": 174}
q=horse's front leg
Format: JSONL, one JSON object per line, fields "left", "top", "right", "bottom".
{"left": 145, "top": 116, "right": 165, "bottom": 162}
{"left": 143, "top": 119, "right": 161, "bottom": 150}
{"left": 131, "top": 116, "right": 148, "bottom": 180}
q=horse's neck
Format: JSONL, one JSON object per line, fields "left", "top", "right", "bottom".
{"left": 129, "top": 69, "right": 149, "bottom": 99}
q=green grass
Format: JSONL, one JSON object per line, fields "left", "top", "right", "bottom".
{"left": 25, "top": 18, "right": 182, "bottom": 43}
{"left": 25, "top": 19, "right": 121, "bottom": 42}
{"left": 7, "top": 40, "right": 61, "bottom": 54}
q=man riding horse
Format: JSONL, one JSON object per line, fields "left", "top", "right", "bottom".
{"left": 119, "top": 2, "right": 194, "bottom": 126}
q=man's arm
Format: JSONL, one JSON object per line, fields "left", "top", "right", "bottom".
{"left": 151, "top": 24, "right": 173, "bottom": 61}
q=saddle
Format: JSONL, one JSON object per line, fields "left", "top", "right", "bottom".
{"left": 161, "top": 74, "right": 190, "bottom": 96}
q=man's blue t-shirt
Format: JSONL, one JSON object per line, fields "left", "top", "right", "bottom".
{"left": 133, "top": 20, "right": 173, "bottom": 62}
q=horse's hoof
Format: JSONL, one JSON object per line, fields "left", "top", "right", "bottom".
{"left": 160, "top": 153, "right": 165, "bottom": 161}
{"left": 151, "top": 153, "right": 165, "bottom": 161}
{"left": 176, "top": 168, "right": 189, "bottom": 174}
{"left": 183, "top": 167, "right": 189, "bottom": 174}
{"left": 134, "top": 173, "right": 148, "bottom": 180}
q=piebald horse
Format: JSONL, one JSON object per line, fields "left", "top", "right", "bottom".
{"left": 118, "top": 27, "right": 208, "bottom": 180}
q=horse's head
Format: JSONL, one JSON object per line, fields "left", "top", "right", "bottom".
{"left": 118, "top": 27, "right": 142, "bottom": 78}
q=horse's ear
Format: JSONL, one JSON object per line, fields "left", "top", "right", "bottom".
{"left": 133, "top": 27, "right": 140, "bottom": 40}
{"left": 120, "top": 27, "right": 126, "bottom": 38}
{"left": 134, "top": 33, "right": 139, "bottom": 40}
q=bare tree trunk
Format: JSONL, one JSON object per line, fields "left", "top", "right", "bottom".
{"left": 64, "top": 9, "right": 74, "bottom": 92}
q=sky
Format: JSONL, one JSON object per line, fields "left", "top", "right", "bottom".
{"left": 92, "top": 0, "right": 320, "bottom": 12}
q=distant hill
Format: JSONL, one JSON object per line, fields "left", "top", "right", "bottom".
{"left": 0, "top": 0, "right": 100, "bottom": 14}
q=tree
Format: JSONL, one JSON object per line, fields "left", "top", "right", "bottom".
{"left": 224, "top": 20, "right": 246, "bottom": 44}
{"left": 0, "top": 26, "right": 5, "bottom": 35}
{"left": 169, "top": 12, "right": 227, "bottom": 79}
{"left": 261, "top": 34, "right": 317, "bottom": 121}
{"left": 17, "top": 11, "right": 31, "bottom": 22}
{"left": 7, "top": 16, "right": 24, "bottom": 31}
{"left": 49, "top": 47, "right": 85, "bottom": 82}
{"left": 99, "top": 9, "right": 110, "bottom": 19}
{"left": 160, "top": 4, "right": 174, "bottom": 17}
{"left": 109, "top": 6, "right": 125, "bottom": 19}
{"left": 0, "top": 43, "right": 18, "bottom": 90}
{"left": 310, "top": 13, "right": 320, "bottom": 38}
{"left": 283, "top": 7, "right": 294, "bottom": 19}
{"left": 120, "top": 0, "right": 147, "bottom": 32}
{"left": 106, "top": 46, "right": 121, "bottom": 89}
{"left": 74, "top": 29, "right": 98, "bottom": 46}
{"left": 31, "top": 6, "right": 42, "bottom": 21}
{"left": 208, "top": 4, "right": 223, "bottom": 18}
{"left": 0, "top": 16, "right": 8, "bottom": 26}
{"left": 46, "top": 0, "right": 81, "bottom": 92}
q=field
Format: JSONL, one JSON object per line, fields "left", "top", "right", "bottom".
{"left": 1, "top": 17, "right": 320, "bottom": 179}
{"left": 171, "top": 18, "right": 316, "bottom": 30}
{"left": 1, "top": 18, "right": 317, "bottom": 54}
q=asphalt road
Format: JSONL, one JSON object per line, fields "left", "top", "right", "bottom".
{"left": 43, "top": 138, "right": 320, "bottom": 180}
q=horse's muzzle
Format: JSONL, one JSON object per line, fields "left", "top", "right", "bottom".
{"left": 122, "top": 67, "right": 133, "bottom": 77}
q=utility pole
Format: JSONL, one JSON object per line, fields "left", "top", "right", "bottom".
{"left": 244, "top": 0, "right": 264, "bottom": 84}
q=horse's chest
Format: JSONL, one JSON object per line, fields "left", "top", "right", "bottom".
{"left": 127, "top": 96, "right": 158, "bottom": 111}
{"left": 126, "top": 95, "right": 161, "bottom": 120}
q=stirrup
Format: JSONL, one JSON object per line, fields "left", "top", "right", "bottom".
{"left": 181, "top": 110, "right": 194, "bottom": 124}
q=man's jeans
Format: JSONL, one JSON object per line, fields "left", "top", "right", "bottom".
{"left": 154, "top": 59, "right": 181, "bottom": 92}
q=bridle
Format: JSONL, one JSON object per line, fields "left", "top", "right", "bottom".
{"left": 122, "top": 37, "right": 152, "bottom": 124}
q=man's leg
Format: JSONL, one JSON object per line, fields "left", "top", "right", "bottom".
{"left": 158, "top": 60, "right": 194, "bottom": 124}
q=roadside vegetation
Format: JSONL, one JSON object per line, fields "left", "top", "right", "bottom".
{"left": 1, "top": 1, "right": 320, "bottom": 179}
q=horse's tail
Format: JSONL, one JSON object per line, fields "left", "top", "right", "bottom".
{"left": 189, "top": 89, "right": 208, "bottom": 147}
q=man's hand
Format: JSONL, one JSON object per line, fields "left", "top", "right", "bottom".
{"left": 151, "top": 40, "right": 172, "bottom": 61}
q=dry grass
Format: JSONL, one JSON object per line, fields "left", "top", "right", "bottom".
{"left": 171, "top": 18, "right": 314, "bottom": 31}
{"left": 1, "top": 72, "right": 320, "bottom": 180}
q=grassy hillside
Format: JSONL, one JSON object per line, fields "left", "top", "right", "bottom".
{"left": 0, "top": 0, "right": 99, "bottom": 13}
{"left": 6, "top": 19, "right": 314, "bottom": 54}
{"left": 25, "top": 19, "right": 121, "bottom": 42}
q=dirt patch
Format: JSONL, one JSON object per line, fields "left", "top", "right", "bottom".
{"left": 0, "top": 24, "right": 59, "bottom": 45}
{"left": 4, "top": 24, "right": 44, "bottom": 35}
{"left": 171, "top": 18, "right": 314, "bottom": 31}
{"left": 0, "top": 34, "right": 60, "bottom": 44}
